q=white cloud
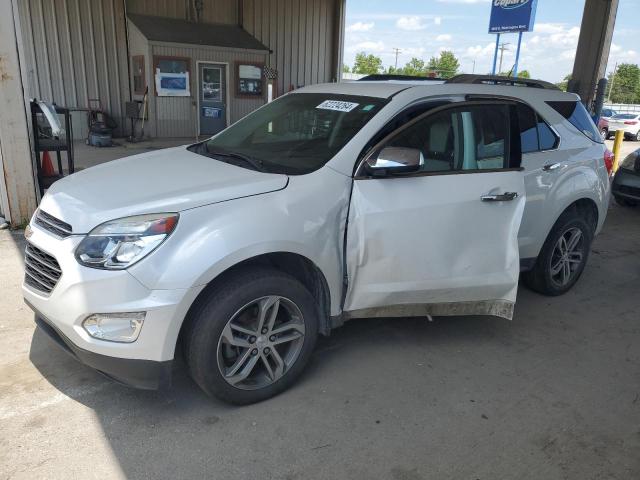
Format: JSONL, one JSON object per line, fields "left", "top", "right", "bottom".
{"left": 347, "top": 40, "right": 385, "bottom": 53}
{"left": 436, "top": 34, "right": 452, "bottom": 42}
{"left": 396, "top": 16, "right": 427, "bottom": 31}
{"left": 434, "top": 16, "right": 442, "bottom": 26}
{"left": 534, "top": 23, "right": 566, "bottom": 34}
{"left": 346, "top": 21, "right": 375, "bottom": 32}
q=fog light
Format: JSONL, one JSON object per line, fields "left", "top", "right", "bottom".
{"left": 82, "top": 312, "right": 145, "bottom": 343}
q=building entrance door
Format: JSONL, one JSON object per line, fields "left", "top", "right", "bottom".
{"left": 198, "top": 63, "right": 227, "bottom": 136}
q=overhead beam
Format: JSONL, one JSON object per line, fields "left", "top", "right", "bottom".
{"left": 569, "top": 0, "right": 619, "bottom": 107}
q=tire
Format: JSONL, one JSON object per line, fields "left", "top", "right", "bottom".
{"left": 523, "top": 210, "right": 593, "bottom": 296}
{"left": 600, "top": 128, "right": 608, "bottom": 141}
{"left": 615, "top": 195, "right": 638, "bottom": 207}
{"left": 636, "top": 130, "right": 640, "bottom": 142}
{"left": 184, "top": 267, "right": 319, "bottom": 405}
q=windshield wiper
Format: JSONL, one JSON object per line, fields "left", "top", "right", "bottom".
{"left": 206, "top": 147, "right": 266, "bottom": 173}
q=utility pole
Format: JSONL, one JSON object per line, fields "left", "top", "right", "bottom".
{"left": 498, "top": 42, "right": 511, "bottom": 74}
{"left": 607, "top": 62, "right": 618, "bottom": 103}
{"left": 392, "top": 48, "right": 401, "bottom": 70}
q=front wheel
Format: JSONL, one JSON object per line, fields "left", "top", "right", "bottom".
{"left": 184, "top": 268, "right": 319, "bottom": 404}
{"left": 636, "top": 130, "right": 640, "bottom": 142}
{"left": 523, "top": 210, "right": 593, "bottom": 296}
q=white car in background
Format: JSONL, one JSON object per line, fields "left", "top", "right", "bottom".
{"left": 23, "top": 75, "right": 611, "bottom": 404}
{"left": 607, "top": 113, "right": 640, "bottom": 141}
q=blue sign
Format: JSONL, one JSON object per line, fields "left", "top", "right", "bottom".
{"left": 488, "top": 0, "right": 538, "bottom": 33}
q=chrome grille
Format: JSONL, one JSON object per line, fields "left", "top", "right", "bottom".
{"left": 24, "top": 244, "right": 62, "bottom": 294}
{"left": 34, "top": 210, "right": 73, "bottom": 238}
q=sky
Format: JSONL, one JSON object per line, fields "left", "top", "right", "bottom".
{"left": 343, "top": 0, "right": 639, "bottom": 83}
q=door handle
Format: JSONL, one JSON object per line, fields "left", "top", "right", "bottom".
{"left": 543, "top": 163, "right": 562, "bottom": 171}
{"left": 481, "top": 192, "right": 519, "bottom": 202}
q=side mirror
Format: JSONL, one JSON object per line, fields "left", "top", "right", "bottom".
{"left": 365, "top": 147, "right": 424, "bottom": 176}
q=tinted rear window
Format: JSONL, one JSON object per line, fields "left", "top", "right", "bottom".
{"left": 516, "top": 103, "right": 559, "bottom": 153}
{"left": 547, "top": 101, "right": 603, "bottom": 144}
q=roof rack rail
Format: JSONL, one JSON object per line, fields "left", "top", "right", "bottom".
{"left": 445, "top": 74, "right": 559, "bottom": 90}
{"left": 358, "top": 74, "right": 445, "bottom": 82}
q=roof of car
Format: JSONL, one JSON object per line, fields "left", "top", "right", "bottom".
{"left": 296, "top": 80, "right": 580, "bottom": 102}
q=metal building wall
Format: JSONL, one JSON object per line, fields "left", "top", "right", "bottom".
{"left": 242, "top": 0, "right": 341, "bottom": 96}
{"left": 17, "top": 0, "right": 130, "bottom": 139}
{"left": 125, "top": 0, "right": 239, "bottom": 24}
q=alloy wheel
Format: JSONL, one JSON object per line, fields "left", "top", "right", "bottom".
{"left": 550, "top": 227, "right": 585, "bottom": 287}
{"left": 216, "top": 295, "right": 306, "bottom": 390}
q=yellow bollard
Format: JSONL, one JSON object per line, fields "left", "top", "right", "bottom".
{"left": 612, "top": 130, "right": 624, "bottom": 173}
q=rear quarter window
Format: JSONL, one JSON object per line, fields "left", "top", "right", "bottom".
{"left": 547, "top": 100, "right": 603, "bottom": 144}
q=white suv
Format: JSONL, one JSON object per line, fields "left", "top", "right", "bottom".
{"left": 23, "top": 75, "right": 612, "bottom": 404}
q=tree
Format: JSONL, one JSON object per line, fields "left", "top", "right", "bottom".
{"left": 352, "top": 52, "right": 383, "bottom": 75}
{"left": 426, "top": 50, "right": 459, "bottom": 79}
{"left": 556, "top": 74, "right": 571, "bottom": 92}
{"left": 399, "top": 57, "right": 426, "bottom": 77}
{"left": 608, "top": 63, "right": 640, "bottom": 104}
{"left": 342, "top": 64, "right": 350, "bottom": 73}
{"left": 498, "top": 70, "right": 530, "bottom": 78}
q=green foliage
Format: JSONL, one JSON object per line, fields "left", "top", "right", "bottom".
{"left": 342, "top": 64, "right": 350, "bottom": 73}
{"left": 426, "top": 51, "right": 460, "bottom": 79}
{"left": 556, "top": 74, "right": 571, "bottom": 91}
{"left": 608, "top": 64, "right": 640, "bottom": 104}
{"left": 352, "top": 52, "right": 383, "bottom": 75}
{"left": 498, "top": 70, "right": 531, "bottom": 79}
{"left": 399, "top": 57, "right": 426, "bottom": 76}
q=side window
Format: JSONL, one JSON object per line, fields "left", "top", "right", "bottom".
{"left": 517, "top": 104, "right": 539, "bottom": 153}
{"left": 538, "top": 121, "right": 558, "bottom": 150}
{"left": 470, "top": 105, "right": 508, "bottom": 170}
{"left": 547, "top": 100, "right": 603, "bottom": 144}
{"left": 386, "top": 110, "right": 460, "bottom": 173}
{"left": 380, "top": 103, "right": 512, "bottom": 173}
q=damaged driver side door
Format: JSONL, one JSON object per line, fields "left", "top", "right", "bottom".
{"left": 343, "top": 101, "right": 526, "bottom": 321}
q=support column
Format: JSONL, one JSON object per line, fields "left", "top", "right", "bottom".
{"left": 0, "top": 0, "right": 37, "bottom": 225}
{"left": 569, "top": 0, "right": 619, "bottom": 107}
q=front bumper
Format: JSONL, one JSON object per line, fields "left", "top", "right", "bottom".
{"left": 22, "top": 220, "right": 203, "bottom": 375}
{"left": 29, "top": 305, "right": 172, "bottom": 389}
{"left": 612, "top": 168, "right": 640, "bottom": 201}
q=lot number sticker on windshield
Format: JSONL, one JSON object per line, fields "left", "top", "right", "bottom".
{"left": 316, "top": 100, "right": 359, "bottom": 112}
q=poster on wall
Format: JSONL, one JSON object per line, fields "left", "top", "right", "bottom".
{"left": 237, "top": 64, "right": 263, "bottom": 96}
{"left": 155, "top": 70, "right": 190, "bottom": 97}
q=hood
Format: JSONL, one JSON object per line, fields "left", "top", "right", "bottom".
{"left": 39, "top": 146, "right": 288, "bottom": 233}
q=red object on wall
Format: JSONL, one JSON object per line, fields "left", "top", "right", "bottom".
{"left": 41, "top": 151, "right": 55, "bottom": 177}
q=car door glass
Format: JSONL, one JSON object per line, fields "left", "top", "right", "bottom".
{"left": 538, "top": 121, "right": 557, "bottom": 150}
{"left": 385, "top": 110, "right": 459, "bottom": 173}
{"left": 517, "top": 104, "right": 539, "bottom": 153}
{"left": 471, "top": 105, "right": 508, "bottom": 170}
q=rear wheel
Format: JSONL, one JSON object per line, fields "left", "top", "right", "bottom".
{"left": 184, "top": 268, "right": 319, "bottom": 404}
{"left": 523, "top": 210, "right": 593, "bottom": 296}
{"left": 636, "top": 130, "right": 640, "bottom": 142}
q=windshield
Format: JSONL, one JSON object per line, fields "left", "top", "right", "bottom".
{"left": 612, "top": 114, "right": 637, "bottom": 120}
{"left": 195, "top": 93, "right": 387, "bottom": 175}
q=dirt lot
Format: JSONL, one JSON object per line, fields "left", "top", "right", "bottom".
{"left": 1, "top": 202, "right": 639, "bottom": 480}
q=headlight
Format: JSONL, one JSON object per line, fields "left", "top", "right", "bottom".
{"left": 620, "top": 152, "right": 639, "bottom": 171}
{"left": 75, "top": 213, "right": 178, "bottom": 270}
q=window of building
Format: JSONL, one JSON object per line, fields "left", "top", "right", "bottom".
{"left": 153, "top": 56, "right": 191, "bottom": 96}
{"left": 132, "top": 56, "right": 145, "bottom": 95}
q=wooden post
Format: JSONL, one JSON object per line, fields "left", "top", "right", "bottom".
{"left": 0, "top": 0, "right": 38, "bottom": 225}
